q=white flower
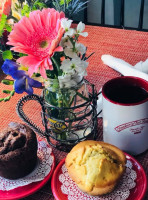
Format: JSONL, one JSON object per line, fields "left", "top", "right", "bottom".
{"left": 65, "top": 28, "right": 75, "bottom": 37}
{"left": 77, "top": 22, "right": 88, "bottom": 37}
{"left": 61, "top": 18, "right": 75, "bottom": 37}
{"left": 61, "top": 18, "right": 72, "bottom": 30}
{"left": 58, "top": 74, "right": 83, "bottom": 88}
{"left": 64, "top": 42, "right": 86, "bottom": 58}
{"left": 75, "top": 43, "right": 86, "bottom": 55}
{"left": 72, "top": 57, "right": 88, "bottom": 76}
{"left": 60, "top": 59, "right": 75, "bottom": 74}
{"left": 60, "top": 58, "right": 88, "bottom": 76}
{"left": 60, "top": 37, "right": 73, "bottom": 49}
{"left": 58, "top": 74, "right": 77, "bottom": 88}
{"left": 64, "top": 47, "right": 77, "bottom": 58}
{"left": 59, "top": 36, "right": 69, "bottom": 48}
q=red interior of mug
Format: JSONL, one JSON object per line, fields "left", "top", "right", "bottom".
{"left": 102, "top": 76, "right": 148, "bottom": 106}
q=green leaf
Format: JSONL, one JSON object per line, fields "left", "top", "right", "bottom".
{"left": 2, "top": 90, "right": 11, "bottom": 94}
{"left": 19, "top": 53, "right": 27, "bottom": 57}
{"left": 76, "top": 91, "right": 89, "bottom": 101}
{"left": 4, "top": 96, "right": 11, "bottom": 102}
{"left": 0, "top": 90, "right": 15, "bottom": 102}
{"left": 10, "top": 90, "right": 15, "bottom": 96}
{"left": 60, "top": 0, "right": 72, "bottom": 5}
{"left": 15, "top": 3, "right": 19, "bottom": 9}
{"left": 33, "top": 1, "right": 47, "bottom": 10}
{"left": 0, "top": 98, "right": 4, "bottom": 102}
{"left": 5, "top": 24, "right": 12, "bottom": 32}
{"left": 21, "top": 5, "right": 31, "bottom": 17}
{"left": 0, "top": 14, "right": 7, "bottom": 36}
{"left": 2, "top": 50, "right": 13, "bottom": 60}
{"left": 2, "top": 79, "right": 14, "bottom": 85}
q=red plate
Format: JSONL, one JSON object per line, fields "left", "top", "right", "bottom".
{"left": 0, "top": 147, "right": 55, "bottom": 200}
{"left": 51, "top": 153, "right": 147, "bottom": 200}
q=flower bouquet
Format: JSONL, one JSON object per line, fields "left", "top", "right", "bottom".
{"left": 0, "top": 2, "right": 97, "bottom": 149}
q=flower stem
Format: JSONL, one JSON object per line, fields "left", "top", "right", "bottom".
{"left": 51, "top": 56, "right": 61, "bottom": 76}
{"left": 76, "top": 91, "right": 89, "bottom": 101}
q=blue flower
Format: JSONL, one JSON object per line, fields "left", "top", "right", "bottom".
{"left": 14, "top": 75, "right": 42, "bottom": 95}
{"left": 1, "top": 59, "right": 42, "bottom": 95}
{"left": 1, "top": 59, "right": 18, "bottom": 77}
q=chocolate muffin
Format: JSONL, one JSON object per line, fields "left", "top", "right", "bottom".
{"left": 0, "top": 122, "right": 38, "bottom": 179}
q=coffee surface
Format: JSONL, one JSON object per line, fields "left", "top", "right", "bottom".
{"left": 106, "top": 85, "right": 148, "bottom": 103}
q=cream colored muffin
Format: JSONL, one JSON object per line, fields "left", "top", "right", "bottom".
{"left": 65, "top": 140, "right": 126, "bottom": 196}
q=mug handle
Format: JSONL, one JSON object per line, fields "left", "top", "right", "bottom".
{"left": 16, "top": 94, "right": 48, "bottom": 137}
{"left": 96, "top": 91, "right": 103, "bottom": 118}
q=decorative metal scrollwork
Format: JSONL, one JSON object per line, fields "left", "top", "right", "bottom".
{"left": 16, "top": 80, "right": 98, "bottom": 152}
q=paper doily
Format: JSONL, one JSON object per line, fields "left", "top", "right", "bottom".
{"left": 0, "top": 141, "right": 54, "bottom": 191}
{"left": 59, "top": 160, "right": 137, "bottom": 200}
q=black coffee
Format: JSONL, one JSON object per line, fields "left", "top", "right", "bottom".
{"left": 106, "top": 85, "right": 148, "bottom": 104}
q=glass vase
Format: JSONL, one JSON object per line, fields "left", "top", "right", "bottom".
{"left": 43, "top": 78, "right": 95, "bottom": 143}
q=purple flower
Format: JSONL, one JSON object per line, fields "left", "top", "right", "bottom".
{"left": 14, "top": 75, "right": 42, "bottom": 95}
{"left": 2, "top": 59, "right": 18, "bottom": 76}
{"left": 1, "top": 59, "right": 42, "bottom": 95}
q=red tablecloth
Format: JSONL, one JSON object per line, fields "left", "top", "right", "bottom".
{"left": 0, "top": 25, "right": 148, "bottom": 200}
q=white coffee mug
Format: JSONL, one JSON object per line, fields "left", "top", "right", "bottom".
{"left": 102, "top": 76, "right": 148, "bottom": 155}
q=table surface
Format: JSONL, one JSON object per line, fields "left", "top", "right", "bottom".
{"left": 0, "top": 25, "right": 148, "bottom": 200}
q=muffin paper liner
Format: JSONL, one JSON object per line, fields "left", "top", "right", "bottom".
{"left": 0, "top": 141, "right": 54, "bottom": 191}
{"left": 59, "top": 160, "right": 137, "bottom": 200}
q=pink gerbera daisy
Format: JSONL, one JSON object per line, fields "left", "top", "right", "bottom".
{"left": 7, "top": 8, "right": 65, "bottom": 78}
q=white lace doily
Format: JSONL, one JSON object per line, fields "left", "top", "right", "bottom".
{"left": 0, "top": 141, "right": 54, "bottom": 191}
{"left": 59, "top": 160, "right": 137, "bottom": 200}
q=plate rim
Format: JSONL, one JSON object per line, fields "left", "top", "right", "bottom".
{"left": 0, "top": 142, "right": 55, "bottom": 200}
{"left": 51, "top": 152, "right": 147, "bottom": 200}
{"left": 51, "top": 158, "right": 65, "bottom": 200}
{"left": 124, "top": 152, "right": 147, "bottom": 200}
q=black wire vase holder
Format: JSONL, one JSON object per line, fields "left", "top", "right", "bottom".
{"left": 16, "top": 80, "right": 98, "bottom": 152}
